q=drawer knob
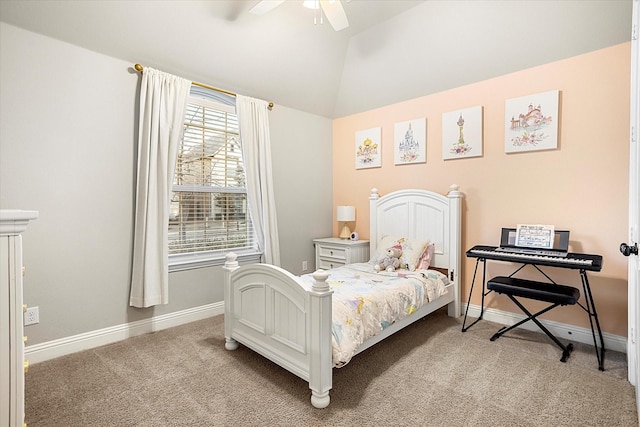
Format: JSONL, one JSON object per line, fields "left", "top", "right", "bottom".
{"left": 330, "top": 250, "right": 333, "bottom": 255}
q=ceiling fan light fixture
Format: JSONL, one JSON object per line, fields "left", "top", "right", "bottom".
{"left": 252, "top": 0, "right": 348, "bottom": 31}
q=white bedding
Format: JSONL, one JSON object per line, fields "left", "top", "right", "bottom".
{"left": 299, "top": 263, "right": 449, "bottom": 367}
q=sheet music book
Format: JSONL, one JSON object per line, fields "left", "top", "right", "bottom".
{"left": 496, "top": 225, "right": 570, "bottom": 257}
{"left": 515, "top": 224, "right": 554, "bottom": 249}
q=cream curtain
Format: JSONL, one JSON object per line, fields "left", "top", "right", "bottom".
{"left": 130, "top": 68, "right": 191, "bottom": 308}
{"left": 236, "top": 95, "right": 281, "bottom": 266}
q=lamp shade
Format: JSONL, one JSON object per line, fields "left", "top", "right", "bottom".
{"left": 336, "top": 206, "right": 355, "bottom": 222}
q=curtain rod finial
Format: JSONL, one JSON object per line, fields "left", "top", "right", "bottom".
{"left": 134, "top": 64, "right": 143, "bottom": 72}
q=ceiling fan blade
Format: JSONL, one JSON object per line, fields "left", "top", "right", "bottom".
{"left": 320, "top": 0, "right": 349, "bottom": 31}
{"left": 249, "top": 0, "right": 286, "bottom": 15}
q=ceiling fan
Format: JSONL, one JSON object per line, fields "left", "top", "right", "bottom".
{"left": 250, "top": 0, "right": 349, "bottom": 32}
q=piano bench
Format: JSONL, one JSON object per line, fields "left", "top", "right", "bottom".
{"left": 487, "top": 276, "right": 580, "bottom": 306}
{"left": 486, "top": 276, "right": 580, "bottom": 363}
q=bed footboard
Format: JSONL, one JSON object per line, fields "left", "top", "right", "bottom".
{"left": 223, "top": 253, "right": 334, "bottom": 409}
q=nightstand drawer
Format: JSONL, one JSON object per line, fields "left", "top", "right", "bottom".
{"left": 317, "top": 245, "right": 347, "bottom": 261}
{"left": 313, "top": 237, "right": 370, "bottom": 271}
{"left": 318, "top": 258, "right": 346, "bottom": 270}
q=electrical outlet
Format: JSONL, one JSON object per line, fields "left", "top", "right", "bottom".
{"left": 302, "top": 261, "right": 308, "bottom": 271}
{"left": 24, "top": 306, "right": 39, "bottom": 326}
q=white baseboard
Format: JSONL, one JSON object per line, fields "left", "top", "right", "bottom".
{"left": 463, "top": 303, "right": 627, "bottom": 354}
{"left": 25, "top": 302, "right": 224, "bottom": 364}
{"left": 25, "top": 301, "right": 627, "bottom": 365}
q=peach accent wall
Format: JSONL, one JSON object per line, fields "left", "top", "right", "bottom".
{"left": 333, "top": 43, "right": 631, "bottom": 336}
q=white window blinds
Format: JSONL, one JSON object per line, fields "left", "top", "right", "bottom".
{"left": 169, "top": 96, "right": 256, "bottom": 255}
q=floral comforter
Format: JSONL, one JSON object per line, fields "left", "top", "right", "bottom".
{"left": 299, "top": 263, "right": 449, "bottom": 367}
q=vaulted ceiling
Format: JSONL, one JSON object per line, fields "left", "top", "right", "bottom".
{"left": 0, "top": 0, "right": 633, "bottom": 118}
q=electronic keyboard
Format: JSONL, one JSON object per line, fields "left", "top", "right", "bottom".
{"left": 466, "top": 245, "right": 602, "bottom": 272}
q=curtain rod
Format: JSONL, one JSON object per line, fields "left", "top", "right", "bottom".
{"left": 134, "top": 64, "right": 274, "bottom": 109}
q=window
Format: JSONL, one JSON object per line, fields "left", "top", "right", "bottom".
{"left": 168, "top": 95, "right": 257, "bottom": 269}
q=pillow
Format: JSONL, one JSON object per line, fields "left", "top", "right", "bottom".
{"left": 369, "top": 235, "right": 430, "bottom": 271}
{"left": 397, "top": 238, "right": 430, "bottom": 271}
{"left": 369, "top": 235, "right": 402, "bottom": 264}
{"left": 415, "top": 242, "right": 435, "bottom": 270}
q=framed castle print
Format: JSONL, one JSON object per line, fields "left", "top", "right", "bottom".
{"left": 505, "top": 90, "right": 559, "bottom": 153}
{"left": 355, "top": 127, "right": 382, "bottom": 169}
{"left": 394, "top": 118, "right": 426, "bottom": 165}
{"left": 442, "top": 105, "right": 483, "bottom": 160}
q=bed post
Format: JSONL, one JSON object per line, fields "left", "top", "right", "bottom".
{"left": 308, "top": 269, "right": 333, "bottom": 409}
{"left": 369, "top": 188, "right": 380, "bottom": 255}
{"left": 447, "top": 184, "right": 463, "bottom": 318}
{"left": 223, "top": 252, "right": 240, "bottom": 351}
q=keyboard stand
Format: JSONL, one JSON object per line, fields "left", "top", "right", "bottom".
{"left": 463, "top": 245, "right": 606, "bottom": 371}
{"left": 461, "top": 255, "right": 491, "bottom": 332}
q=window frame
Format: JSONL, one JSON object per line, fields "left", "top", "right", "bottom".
{"left": 168, "top": 94, "right": 261, "bottom": 272}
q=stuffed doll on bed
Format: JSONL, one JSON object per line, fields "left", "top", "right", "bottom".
{"left": 374, "top": 245, "right": 403, "bottom": 272}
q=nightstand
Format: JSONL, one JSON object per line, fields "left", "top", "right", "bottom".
{"left": 313, "top": 237, "right": 370, "bottom": 270}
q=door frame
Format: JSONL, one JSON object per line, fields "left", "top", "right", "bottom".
{"left": 628, "top": 0, "right": 639, "bottom": 416}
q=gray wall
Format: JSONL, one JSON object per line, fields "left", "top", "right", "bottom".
{"left": 269, "top": 104, "right": 333, "bottom": 275}
{"left": 0, "top": 23, "right": 333, "bottom": 345}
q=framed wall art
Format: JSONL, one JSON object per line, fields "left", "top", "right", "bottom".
{"left": 505, "top": 90, "right": 559, "bottom": 153}
{"left": 355, "top": 127, "right": 382, "bottom": 169}
{"left": 394, "top": 118, "right": 426, "bottom": 165}
{"left": 442, "top": 105, "right": 483, "bottom": 160}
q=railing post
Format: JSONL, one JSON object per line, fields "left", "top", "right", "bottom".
{"left": 447, "top": 184, "right": 463, "bottom": 317}
{"left": 308, "top": 269, "right": 333, "bottom": 408}
{"left": 369, "top": 188, "right": 380, "bottom": 255}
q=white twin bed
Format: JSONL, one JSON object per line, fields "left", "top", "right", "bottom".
{"left": 223, "top": 185, "right": 463, "bottom": 408}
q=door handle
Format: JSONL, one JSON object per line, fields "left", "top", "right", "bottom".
{"left": 620, "top": 242, "right": 639, "bottom": 256}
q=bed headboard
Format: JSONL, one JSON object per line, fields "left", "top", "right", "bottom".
{"left": 369, "top": 185, "right": 462, "bottom": 277}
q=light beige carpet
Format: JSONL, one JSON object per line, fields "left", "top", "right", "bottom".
{"left": 25, "top": 308, "right": 638, "bottom": 426}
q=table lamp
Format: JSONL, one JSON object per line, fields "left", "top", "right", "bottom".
{"left": 336, "top": 206, "right": 356, "bottom": 239}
